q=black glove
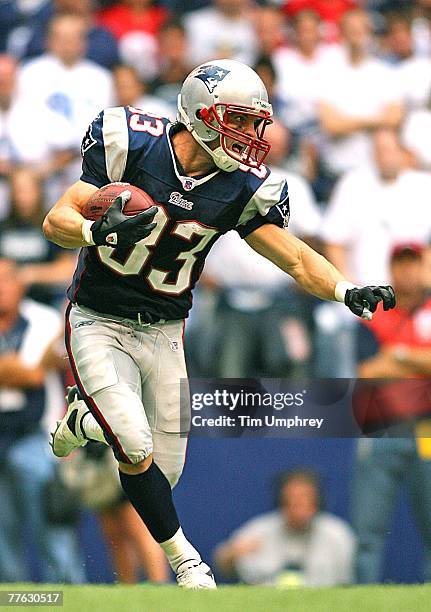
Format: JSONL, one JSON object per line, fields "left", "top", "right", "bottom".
{"left": 91, "top": 190, "right": 157, "bottom": 248}
{"left": 345, "top": 285, "right": 396, "bottom": 318}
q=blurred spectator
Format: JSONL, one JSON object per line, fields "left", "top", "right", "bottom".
{"left": 317, "top": 8, "right": 403, "bottom": 184}
{"left": 402, "top": 87, "right": 431, "bottom": 170}
{"left": 0, "top": 0, "right": 51, "bottom": 54}
{"left": 183, "top": 0, "right": 258, "bottom": 66}
{"left": 10, "top": 0, "right": 120, "bottom": 71}
{"left": 352, "top": 243, "right": 431, "bottom": 583}
{"left": 150, "top": 19, "right": 191, "bottom": 110}
{"left": 97, "top": 0, "right": 169, "bottom": 80}
{"left": 0, "top": 54, "right": 75, "bottom": 219}
{"left": 385, "top": 3, "right": 431, "bottom": 111}
{"left": 255, "top": 6, "right": 286, "bottom": 56}
{"left": 379, "top": 10, "right": 415, "bottom": 64}
{"left": 253, "top": 55, "right": 286, "bottom": 125}
{"left": 0, "top": 258, "right": 83, "bottom": 582}
{"left": 357, "top": 243, "right": 431, "bottom": 380}
{"left": 113, "top": 64, "right": 175, "bottom": 120}
{"left": 321, "top": 128, "right": 431, "bottom": 286}
{"left": 280, "top": 0, "right": 357, "bottom": 43}
{"left": 396, "top": 39, "right": 431, "bottom": 111}
{"left": 215, "top": 469, "right": 355, "bottom": 586}
{"left": 0, "top": 167, "right": 77, "bottom": 306}
{"left": 273, "top": 10, "right": 337, "bottom": 141}
{"left": 97, "top": 0, "right": 168, "bottom": 38}
{"left": 367, "top": 1, "right": 414, "bottom": 8}
{"left": 316, "top": 128, "right": 431, "bottom": 377}
{"left": 411, "top": 0, "right": 431, "bottom": 56}
{"left": 18, "top": 13, "right": 113, "bottom": 148}
{"left": 61, "top": 441, "right": 169, "bottom": 583}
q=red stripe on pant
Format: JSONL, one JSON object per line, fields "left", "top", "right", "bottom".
{"left": 64, "top": 302, "right": 132, "bottom": 464}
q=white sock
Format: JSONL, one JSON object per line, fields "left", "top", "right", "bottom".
{"left": 160, "top": 527, "right": 202, "bottom": 572}
{"left": 81, "top": 410, "right": 107, "bottom": 443}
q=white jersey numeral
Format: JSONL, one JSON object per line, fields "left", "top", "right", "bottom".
{"left": 97, "top": 210, "right": 217, "bottom": 295}
{"left": 97, "top": 207, "right": 169, "bottom": 275}
{"left": 128, "top": 108, "right": 164, "bottom": 137}
{"left": 148, "top": 221, "right": 218, "bottom": 295}
{"left": 239, "top": 163, "right": 268, "bottom": 179}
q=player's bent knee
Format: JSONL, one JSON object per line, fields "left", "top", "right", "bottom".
{"left": 89, "top": 383, "right": 154, "bottom": 464}
{"left": 119, "top": 453, "right": 153, "bottom": 475}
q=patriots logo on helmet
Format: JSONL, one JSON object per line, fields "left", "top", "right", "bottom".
{"left": 194, "top": 65, "right": 230, "bottom": 94}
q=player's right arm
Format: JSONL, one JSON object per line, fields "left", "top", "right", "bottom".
{"left": 44, "top": 108, "right": 157, "bottom": 249}
{"left": 43, "top": 180, "right": 99, "bottom": 249}
{"left": 44, "top": 179, "right": 157, "bottom": 250}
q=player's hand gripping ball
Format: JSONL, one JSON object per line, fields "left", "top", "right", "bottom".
{"left": 82, "top": 182, "right": 157, "bottom": 248}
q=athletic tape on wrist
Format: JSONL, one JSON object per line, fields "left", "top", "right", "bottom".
{"left": 81, "top": 219, "right": 95, "bottom": 246}
{"left": 334, "top": 281, "right": 356, "bottom": 303}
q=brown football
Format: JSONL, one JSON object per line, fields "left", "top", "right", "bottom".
{"left": 82, "top": 182, "right": 156, "bottom": 221}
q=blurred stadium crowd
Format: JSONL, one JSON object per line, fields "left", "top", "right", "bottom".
{"left": 1, "top": 0, "right": 431, "bottom": 587}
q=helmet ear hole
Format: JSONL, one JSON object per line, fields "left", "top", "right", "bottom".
{"left": 195, "top": 109, "right": 202, "bottom": 119}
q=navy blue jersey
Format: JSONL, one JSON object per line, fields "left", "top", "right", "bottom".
{"left": 68, "top": 106, "right": 290, "bottom": 320}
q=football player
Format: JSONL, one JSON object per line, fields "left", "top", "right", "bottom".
{"left": 43, "top": 60, "right": 395, "bottom": 589}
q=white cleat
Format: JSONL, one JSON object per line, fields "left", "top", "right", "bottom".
{"left": 50, "top": 386, "right": 89, "bottom": 457}
{"left": 176, "top": 560, "right": 217, "bottom": 589}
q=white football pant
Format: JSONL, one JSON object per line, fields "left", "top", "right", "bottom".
{"left": 66, "top": 304, "right": 189, "bottom": 487}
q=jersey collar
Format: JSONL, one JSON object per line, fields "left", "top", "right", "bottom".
{"left": 166, "top": 123, "right": 220, "bottom": 191}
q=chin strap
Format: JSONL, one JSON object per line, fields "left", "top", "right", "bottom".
{"left": 189, "top": 131, "right": 240, "bottom": 173}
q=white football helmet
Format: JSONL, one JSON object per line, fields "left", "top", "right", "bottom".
{"left": 177, "top": 59, "right": 273, "bottom": 172}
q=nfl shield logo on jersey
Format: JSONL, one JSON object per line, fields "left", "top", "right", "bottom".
{"left": 182, "top": 178, "right": 195, "bottom": 191}
{"left": 193, "top": 65, "right": 230, "bottom": 94}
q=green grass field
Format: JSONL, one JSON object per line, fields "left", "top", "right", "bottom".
{"left": 1, "top": 584, "right": 430, "bottom": 612}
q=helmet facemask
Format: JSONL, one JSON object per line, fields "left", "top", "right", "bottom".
{"left": 177, "top": 59, "right": 274, "bottom": 172}
{"left": 199, "top": 103, "right": 272, "bottom": 169}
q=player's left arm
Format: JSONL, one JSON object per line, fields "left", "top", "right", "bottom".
{"left": 245, "top": 224, "right": 396, "bottom": 317}
{"left": 43, "top": 180, "right": 100, "bottom": 248}
{"left": 246, "top": 224, "right": 343, "bottom": 299}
